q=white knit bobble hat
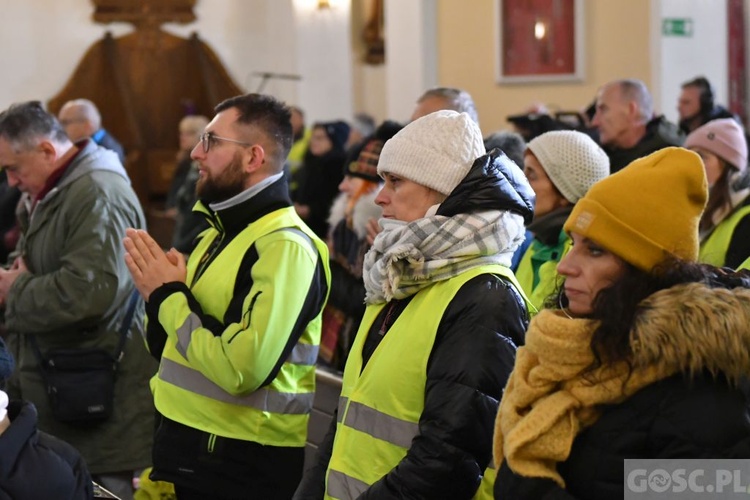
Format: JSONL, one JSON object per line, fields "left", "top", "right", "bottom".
{"left": 527, "top": 130, "right": 610, "bottom": 203}
{"left": 377, "top": 110, "right": 486, "bottom": 195}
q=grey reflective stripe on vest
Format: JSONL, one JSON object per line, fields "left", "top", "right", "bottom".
{"left": 337, "top": 396, "right": 348, "bottom": 422}
{"left": 343, "top": 401, "right": 419, "bottom": 449}
{"left": 175, "top": 310, "right": 317, "bottom": 366}
{"left": 327, "top": 469, "right": 369, "bottom": 500}
{"left": 275, "top": 227, "right": 316, "bottom": 253}
{"left": 288, "top": 342, "right": 319, "bottom": 365}
{"left": 159, "top": 357, "right": 313, "bottom": 414}
{"left": 176, "top": 312, "right": 202, "bottom": 359}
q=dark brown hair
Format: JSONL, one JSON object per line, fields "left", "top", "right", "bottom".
{"left": 700, "top": 162, "right": 731, "bottom": 234}
{"left": 552, "top": 259, "right": 750, "bottom": 375}
{"left": 215, "top": 93, "right": 293, "bottom": 169}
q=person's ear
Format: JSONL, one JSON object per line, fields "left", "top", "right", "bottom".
{"left": 628, "top": 100, "right": 640, "bottom": 121}
{"left": 82, "top": 121, "right": 96, "bottom": 137}
{"left": 244, "top": 144, "right": 267, "bottom": 173}
{"left": 37, "top": 140, "right": 58, "bottom": 162}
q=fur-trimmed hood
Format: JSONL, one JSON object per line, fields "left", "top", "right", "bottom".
{"left": 327, "top": 189, "right": 381, "bottom": 240}
{"left": 631, "top": 281, "right": 750, "bottom": 383}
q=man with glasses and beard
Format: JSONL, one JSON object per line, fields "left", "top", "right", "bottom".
{"left": 123, "top": 93, "right": 331, "bottom": 500}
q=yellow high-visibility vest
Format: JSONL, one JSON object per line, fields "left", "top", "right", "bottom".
{"left": 325, "top": 265, "right": 526, "bottom": 499}
{"left": 151, "top": 206, "right": 329, "bottom": 447}
{"left": 699, "top": 204, "right": 750, "bottom": 267}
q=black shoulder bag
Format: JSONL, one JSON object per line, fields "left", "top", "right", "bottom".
{"left": 30, "top": 290, "right": 140, "bottom": 425}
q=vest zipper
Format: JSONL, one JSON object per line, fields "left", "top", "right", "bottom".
{"left": 378, "top": 302, "right": 398, "bottom": 336}
{"left": 207, "top": 433, "right": 217, "bottom": 453}
{"left": 193, "top": 232, "right": 224, "bottom": 284}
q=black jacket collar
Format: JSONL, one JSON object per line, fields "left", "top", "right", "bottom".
{"left": 200, "top": 175, "right": 292, "bottom": 236}
{"left": 437, "top": 149, "right": 535, "bottom": 224}
{"left": 527, "top": 206, "right": 573, "bottom": 246}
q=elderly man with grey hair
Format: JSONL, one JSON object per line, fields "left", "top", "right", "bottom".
{"left": 411, "top": 87, "right": 480, "bottom": 125}
{"left": 59, "top": 98, "right": 126, "bottom": 164}
{"left": 591, "top": 78, "right": 683, "bottom": 172}
{"left": 0, "top": 101, "right": 155, "bottom": 500}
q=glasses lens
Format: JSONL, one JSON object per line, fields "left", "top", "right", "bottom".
{"left": 201, "top": 133, "right": 209, "bottom": 153}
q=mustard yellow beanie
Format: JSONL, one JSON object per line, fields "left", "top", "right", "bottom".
{"left": 563, "top": 147, "right": 708, "bottom": 272}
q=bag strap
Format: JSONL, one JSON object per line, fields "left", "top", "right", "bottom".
{"left": 29, "top": 334, "right": 46, "bottom": 370}
{"left": 114, "top": 289, "right": 141, "bottom": 363}
{"left": 29, "top": 289, "right": 141, "bottom": 368}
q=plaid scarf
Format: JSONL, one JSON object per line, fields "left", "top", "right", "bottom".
{"left": 363, "top": 210, "right": 526, "bottom": 304}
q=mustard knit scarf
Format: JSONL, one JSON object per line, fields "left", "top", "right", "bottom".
{"left": 493, "top": 309, "right": 675, "bottom": 487}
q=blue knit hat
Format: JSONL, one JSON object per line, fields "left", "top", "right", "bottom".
{"left": 320, "top": 120, "right": 351, "bottom": 152}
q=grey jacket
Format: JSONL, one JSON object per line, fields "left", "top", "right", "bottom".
{"left": 5, "top": 140, "right": 156, "bottom": 474}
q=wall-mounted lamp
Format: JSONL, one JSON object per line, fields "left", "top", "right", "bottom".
{"left": 292, "top": 0, "right": 344, "bottom": 13}
{"left": 534, "top": 20, "right": 548, "bottom": 40}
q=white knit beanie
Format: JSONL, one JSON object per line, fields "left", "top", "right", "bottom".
{"left": 377, "top": 110, "right": 485, "bottom": 195}
{"left": 527, "top": 130, "right": 610, "bottom": 203}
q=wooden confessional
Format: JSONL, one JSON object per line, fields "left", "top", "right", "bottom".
{"left": 48, "top": 0, "right": 243, "bottom": 244}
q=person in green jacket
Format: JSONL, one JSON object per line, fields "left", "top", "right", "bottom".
{"left": 685, "top": 118, "right": 750, "bottom": 268}
{"left": 0, "top": 101, "right": 155, "bottom": 500}
{"left": 516, "top": 130, "right": 610, "bottom": 310}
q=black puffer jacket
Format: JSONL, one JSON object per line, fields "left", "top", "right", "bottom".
{"left": 295, "top": 150, "right": 534, "bottom": 499}
{"left": 439, "top": 148, "right": 535, "bottom": 224}
{"left": 0, "top": 400, "right": 93, "bottom": 500}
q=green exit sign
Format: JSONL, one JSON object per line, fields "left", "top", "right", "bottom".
{"left": 663, "top": 18, "right": 694, "bottom": 37}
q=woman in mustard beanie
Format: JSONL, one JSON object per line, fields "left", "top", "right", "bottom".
{"left": 494, "top": 147, "right": 750, "bottom": 500}
{"left": 515, "top": 130, "right": 609, "bottom": 310}
{"left": 684, "top": 118, "right": 750, "bottom": 268}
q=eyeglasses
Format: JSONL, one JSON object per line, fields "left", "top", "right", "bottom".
{"left": 199, "top": 132, "right": 253, "bottom": 153}
{"left": 59, "top": 118, "right": 86, "bottom": 127}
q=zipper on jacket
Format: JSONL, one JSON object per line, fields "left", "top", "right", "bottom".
{"left": 207, "top": 433, "right": 217, "bottom": 453}
{"left": 192, "top": 232, "right": 224, "bottom": 285}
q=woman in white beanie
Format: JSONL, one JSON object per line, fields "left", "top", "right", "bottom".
{"left": 516, "top": 130, "right": 609, "bottom": 309}
{"left": 684, "top": 117, "right": 750, "bottom": 268}
{"left": 294, "top": 110, "right": 535, "bottom": 499}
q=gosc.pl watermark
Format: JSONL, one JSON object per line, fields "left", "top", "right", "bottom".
{"left": 625, "top": 460, "right": 750, "bottom": 498}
